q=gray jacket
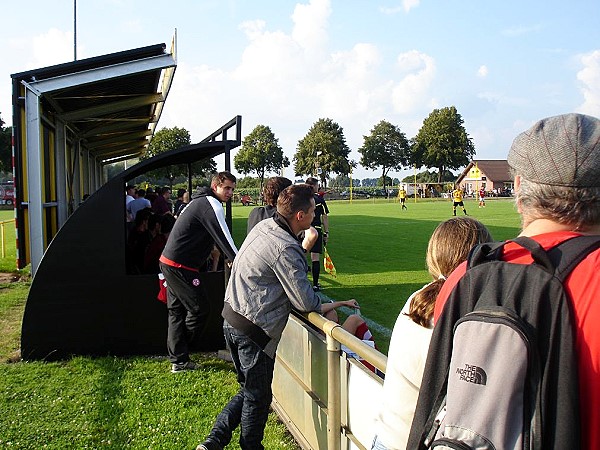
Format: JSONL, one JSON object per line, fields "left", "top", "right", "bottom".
{"left": 223, "top": 214, "right": 321, "bottom": 358}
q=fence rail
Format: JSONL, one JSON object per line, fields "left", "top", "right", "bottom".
{"left": 272, "top": 310, "right": 387, "bottom": 450}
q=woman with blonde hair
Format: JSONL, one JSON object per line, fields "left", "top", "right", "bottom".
{"left": 372, "top": 217, "right": 492, "bottom": 450}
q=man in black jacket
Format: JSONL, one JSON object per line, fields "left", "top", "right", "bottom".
{"left": 159, "top": 172, "right": 238, "bottom": 373}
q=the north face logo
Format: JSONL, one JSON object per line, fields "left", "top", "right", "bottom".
{"left": 455, "top": 363, "right": 487, "bottom": 385}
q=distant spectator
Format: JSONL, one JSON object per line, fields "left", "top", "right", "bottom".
{"left": 128, "top": 189, "right": 152, "bottom": 222}
{"left": 126, "top": 207, "right": 153, "bottom": 274}
{"left": 174, "top": 191, "right": 190, "bottom": 217}
{"left": 125, "top": 184, "right": 136, "bottom": 222}
{"left": 152, "top": 187, "right": 172, "bottom": 215}
{"left": 146, "top": 187, "right": 158, "bottom": 205}
{"left": 173, "top": 189, "right": 186, "bottom": 216}
{"left": 144, "top": 214, "right": 176, "bottom": 274}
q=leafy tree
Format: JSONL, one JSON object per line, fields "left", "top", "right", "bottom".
{"left": 358, "top": 120, "right": 410, "bottom": 191}
{"left": 402, "top": 169, "right": 456, "bottom": 183}
{"left": 376, "top": 175, "right": 393, "bottom": 187}
{"left": 411, "top": 106, "right": 475, "bottom": 183}
{"left": 234, "top": 125, "right": 289, "bottom": 193}
{"left": 361, "top": 178, "right": 377, "bottom": 187}
{"left": 141, "top": 126, "right": 216, "bottom": 189}
{"left": 0, "top": 113, "right": 12, "bottom": 173}
{"left": 236, "top": 177, "right": 262, "bottom": 189}
{"left": 294, "top": 118, "right": 352, "bottom": 187}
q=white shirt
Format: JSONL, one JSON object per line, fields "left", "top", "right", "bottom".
{"left": 374, "top": 284, "right": 434, "bottom": 450}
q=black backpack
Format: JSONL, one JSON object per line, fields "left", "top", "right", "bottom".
{"left": 407, "top": 235, "right": 600, "bottom": 450}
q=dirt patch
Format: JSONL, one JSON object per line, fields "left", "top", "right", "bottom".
{"left": 0, "top": 272, "right": 27, "bottom": 284}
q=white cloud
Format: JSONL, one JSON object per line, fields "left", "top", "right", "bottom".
{"left": 576, "top": 50, "right": 600, "bottom": 117}
{"left": 380, "top": 0, "right": 421, "bottom": 14}
{"left": 391, "top": 50, "right": 436, "bottom": 114}
{"left": 477, "top": 65, "right": 489, "bottom": 78}
{"left": 501, "top": 24, "right": 542, "bottom": 37}
{"left": 291, "top": 0, "right": 332, "bottom": 52}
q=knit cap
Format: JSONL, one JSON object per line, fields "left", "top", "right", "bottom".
{"left": 507, "top": 113, "right": 600, "bottom": 187}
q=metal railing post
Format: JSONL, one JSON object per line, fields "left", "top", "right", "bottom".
{"left": 324, "top": 321, "right": 341, "bottom": 450}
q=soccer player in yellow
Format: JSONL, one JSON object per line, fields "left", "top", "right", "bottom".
{"left": 452, "top": 186, "right": 468, "bottom": 216}
{"left": 398, "top": 187, "right": 407, "bottom": 210}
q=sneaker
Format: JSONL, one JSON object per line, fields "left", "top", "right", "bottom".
{"left": 196, "top": 440, "right": 219, "bottom": 450}
{"left": 313, "top": 283, "right": 322, "bottom": 292}
{"left": 171, "top": 360, "right": 197, "bottom": 373}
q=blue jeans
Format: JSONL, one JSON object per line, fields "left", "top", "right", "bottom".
{"left": 205, "top": 322, "right": 275, "bottom": 450}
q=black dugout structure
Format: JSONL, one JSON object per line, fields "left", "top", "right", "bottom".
{"left": 20, "top": 116, "right": 242, "bottom": 360}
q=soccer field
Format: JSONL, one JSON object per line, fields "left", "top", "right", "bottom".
{"left": 232, "top": 197, "right": 521, "bottom": 353}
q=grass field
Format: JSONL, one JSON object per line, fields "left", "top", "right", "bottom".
{"left": 0, "top": 198, "right": 521, "bottom": 448}
{"left": 232, "top": 196, "right": 521, "bottom": 353}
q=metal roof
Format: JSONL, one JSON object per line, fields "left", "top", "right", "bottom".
{"left": 11, "top": 41, "right": 176, "bottom": 163}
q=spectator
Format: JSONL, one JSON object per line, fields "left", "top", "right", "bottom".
{"left": 152, "top": 186, "right": 172, "bottom": 215}
{"left": 197, "top": 184, "right": 355, "bottom": 450}
{"left": 126, "top": 207, "right": 154, "bottom": 274}
{"left": 125, "top": 184, "right": 136, "bottom": 222}
{"left": 247, "top": 177, "right": 292, "bottom": 232}
{"left": 174, "top": 191, "right": 190, "bottom": 217}
{"left": 372, "top": 217, "right": 492, "bottom": 450}
{"left": 144, "top": 214, "right": 176, "bottom": 274}
{"left": 159, "top": 172, "right": 238, "bottom": 373}
{"left": 173, "top": 188, "right": 186, "bottom": 216}
{"left": 413, "top": 113, "right": 600, "bottom": 450}
{"left": 127, "top": 189, "right": 151, "bottom": 223}
{"left": 146, "top": 187, "right": 158, "bottom": 205}
{"left": 247, "top": 177, "right": 318, "bottom": 252}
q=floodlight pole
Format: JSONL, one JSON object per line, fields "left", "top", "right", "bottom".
{"left": 74, "top": 0, "right": 77, "bottom": 61}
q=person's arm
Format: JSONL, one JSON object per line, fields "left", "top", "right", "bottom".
{"left": 320, "top": 299, "right": 359, "bottom": 315}
{"left": 274, "top": 245, "right": 322, "bottom": 313}
{"left": 301, "top": 226, "right": 319, "bottom": 252}
{"left": 205, "top": 197, "right": 238, "bottom": 260}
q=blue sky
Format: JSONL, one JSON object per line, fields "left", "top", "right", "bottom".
{"left": 2, "top": 0, "right": 599, "bottom": 181}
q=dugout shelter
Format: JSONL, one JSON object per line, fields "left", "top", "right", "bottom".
{"left": 11, "top": 37, "right": 242, "bottom": 359}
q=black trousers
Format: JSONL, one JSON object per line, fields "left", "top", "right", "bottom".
{"left": 160, "top": 262, "right": 210, "bottom": 364}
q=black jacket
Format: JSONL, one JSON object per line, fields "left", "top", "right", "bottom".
{"left": 161, "top": 187, "right": 237, "bottom": 270}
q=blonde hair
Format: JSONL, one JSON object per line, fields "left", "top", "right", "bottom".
{"left": 407, "top": 217, "right": 493, "bottom": 327}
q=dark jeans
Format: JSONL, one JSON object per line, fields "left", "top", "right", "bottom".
{"left": 205, "top": 322, "right": 275, "bottom": 450}
{"left": 160, "top": 262, "right": 209, "bottom": 364}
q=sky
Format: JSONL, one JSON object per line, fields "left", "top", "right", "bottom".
{"left": 1, "top": 0, "right": 599, "bottom": 181}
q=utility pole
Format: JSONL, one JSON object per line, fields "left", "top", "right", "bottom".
{"left": 73, "top": 0, "right": 77, "bottom": 61}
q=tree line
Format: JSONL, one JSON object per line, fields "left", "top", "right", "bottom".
{"left": 1, "top": 106, "right": 474, "bottom": 193}
{"left": 234, "top": 105, "right": 473, "bottom": 192}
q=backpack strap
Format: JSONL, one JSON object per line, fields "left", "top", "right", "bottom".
{"left": 547, "top": 235, "right": 600, "bottom": 282}
{"left": 468, "top": 236, "right": 555, "bottom": 273}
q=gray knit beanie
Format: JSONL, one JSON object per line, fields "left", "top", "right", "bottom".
{"left": 507, "top": 113, "right": 600, "bottom": 187}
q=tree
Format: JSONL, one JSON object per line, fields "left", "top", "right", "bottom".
{"left": 411, "top": 106, "right": 475, "bottom": 183}
{"left": 294, "top": 118, "right": 352, "bottom": 187}
{"left": 0, "top": 113, "right": 11, "bottom": 173}
{"left": 234, "top": 125, "right": 289, "bottom": 193}
{"left": 402, "top": 169, "right": 456, "bottom": 183}
{"left": 358, "top": 120, "right": 410, "bottom": 191}
{"left": 141, "top": 126, "right": 216, "bottom": 189}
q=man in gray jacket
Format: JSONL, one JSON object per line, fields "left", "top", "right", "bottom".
{"left": 198, "top": 184, "right": 324, "bottom": 450}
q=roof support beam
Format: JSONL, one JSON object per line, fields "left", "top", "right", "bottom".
{"left": 24, "top": 84, "right": 44, "bottom": 274}
{"left": 27, "top": 53, "right": 176, "bottom": 94}
{"left": 59, "top": 94, "right": 163, "bottom": 121}
{"left": 85, "top": 130, "right": 152, "bottom": 149}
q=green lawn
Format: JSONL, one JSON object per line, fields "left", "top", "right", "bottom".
{"left": 232, "top": 197, "right": 521, "bottom": 353}
{"left": 0, "top": 198, "right": 521, "bottom": 448}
